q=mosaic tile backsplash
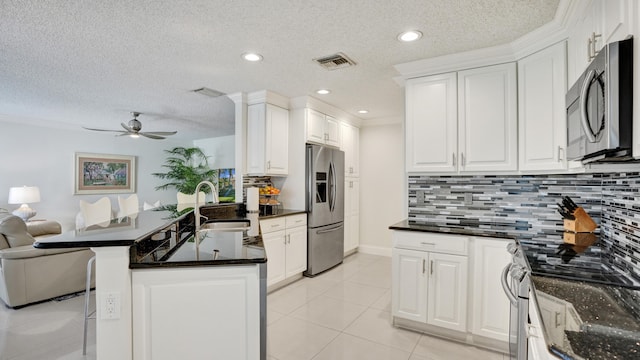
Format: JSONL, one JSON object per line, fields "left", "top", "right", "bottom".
{"left": 407, "top": 172, "right": 640, "bottom": 279}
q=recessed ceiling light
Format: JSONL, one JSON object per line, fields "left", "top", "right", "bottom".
{"left": 357, "top": 110, "right": 369, "bottom": 114}
{"left": 398, "top": 30, "right": 423, "bottom": 42}
{"left": 316, "top": 89, "right": 331, "bottom": 95}
{"left": 242, "top": 53, "right": 263, "bottom": 62}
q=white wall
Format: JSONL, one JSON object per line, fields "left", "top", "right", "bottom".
{"left": 193, "top": 135, "right": 235, "bottom": 169}
{"left": 0, "top": 120, "right": 192, "bottom": 231}
{"left": 359, "top": 121, "right": 405, "bottom": 255}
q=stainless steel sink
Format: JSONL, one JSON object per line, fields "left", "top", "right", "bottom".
{"left": 199, "top": 219, "right": 250, "bottom": 232}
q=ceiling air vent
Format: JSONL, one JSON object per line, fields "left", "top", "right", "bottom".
{"left": 314, "top": 52, "right": 356, "bottom": 70}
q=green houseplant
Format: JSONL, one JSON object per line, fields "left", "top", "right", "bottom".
{"left": 152, "top": 147, "right": 217, "bottom": 194}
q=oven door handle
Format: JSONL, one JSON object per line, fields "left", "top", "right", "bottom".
{"left": 501, "top": 263, "right": 518, "bottom": 306}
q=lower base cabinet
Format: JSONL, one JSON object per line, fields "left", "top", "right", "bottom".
{"left": 132, "top": 265, "right": 262, "bottom": 360}
{"left": 260, "top": 214, "right": 307, "bottom": 288}
{"left": 391, "top": 230, "right": 511, "bottom": 352}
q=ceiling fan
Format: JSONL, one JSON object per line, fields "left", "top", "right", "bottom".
{"left": 83, "top": 112, "right": 177, "bottom": 139}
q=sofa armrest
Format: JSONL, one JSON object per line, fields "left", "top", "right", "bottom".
{"left": 0, "top": 245, "right": 89, "bottom": 260}
{"left": 26, "top": 221, "right": 62, "bottom": 238}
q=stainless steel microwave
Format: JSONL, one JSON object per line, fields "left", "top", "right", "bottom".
{"left": 566, "top": 37, "right": 633, "bottom": 163}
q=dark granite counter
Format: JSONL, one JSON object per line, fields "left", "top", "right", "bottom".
{"left": 258, "top": 208, "right": 306, "bottom": 220}
{"left": 388, "top": 219, "right": 512, "bottom": 240}
{"left": 389, "top": 219, "right": 640, "bottom": 359}
{"left": 34, "top": 203, "right": 267, "bottom": 269}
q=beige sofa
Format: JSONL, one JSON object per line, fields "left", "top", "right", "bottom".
{"left": 0, "top": 211, "right": 95, "bottom": 308}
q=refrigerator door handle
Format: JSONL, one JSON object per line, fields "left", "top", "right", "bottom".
{"left": 316, "top": 223, "right": 344, "bottom": 234}
{"left": 328, "top": 161, "right": 335, "bottom": 212}
{"left": 306, "top": 145, "right": 313, "bottom": 211}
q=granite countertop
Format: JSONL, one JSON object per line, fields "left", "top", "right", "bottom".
{"left": 258, "top": 208, "right": 307, "bottom": 219}
{"left": 388, "top": 219, "right": 513, "bottom": 240}
{"left": 389, "top": 219, "right": 640, "bottom": 359}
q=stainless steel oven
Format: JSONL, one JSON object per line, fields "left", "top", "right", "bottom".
{"left": 501, "top": 242, "right": 531, "bottom": 360}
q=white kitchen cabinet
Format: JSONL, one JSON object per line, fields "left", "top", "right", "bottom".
{"left": 132, "top": 265, "right": 261, "bottom": 360}
{"left": 518, "top": 42, "right": 568, "bottom": 172}
{"left": 405, "top": 63, "right": 517, "bottom": 173}
{"left": 471, "top": 237, "right": 512, "bottom": 342}
{"left": 260, "top": 214, "right": 307, "bottom": 288}
{"left": 427, "top": 252, "right": 468, "bottom": 332}
{"left": 405, "top": 73, "right": 458, "bottom": 172}
{"left": 341, "top": 122, "right": 360, "bottom": 177}
{"left": 247, "top": 103, "right": 289, "bottom": 176}
{"left": 306, "top": 108, "right": 340, "bottom": 147}
{"left": 344, "top": 178, "right": 360, "bottom": 254}
{"left": 392, "top": 248, "right": 428, "bottom": 322}
{"left": 391, "top": 231, "right": 468, "bottom": 332}
{"left": 457, "top": 63, "right": 518, "bottom": 172}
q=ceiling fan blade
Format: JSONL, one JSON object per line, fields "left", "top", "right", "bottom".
{"left": 83, "top": 126, "right": 126, "bottom": 133}
{"left": 139, "top": 132, "right": 165, "bottom": 140}
{"left": 141, "top": 131, "right": 177, "bottom": 136}
{"left": 121, "top": 122, "right": 134, "bottom": 132}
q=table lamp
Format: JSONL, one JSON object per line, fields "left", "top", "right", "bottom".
{"left": 8, "top": 186, "right": 41, "bottom": 222}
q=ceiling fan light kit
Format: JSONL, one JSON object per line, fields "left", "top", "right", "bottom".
{"left": 83, "top": 112, "right": 177, "bottom": 140}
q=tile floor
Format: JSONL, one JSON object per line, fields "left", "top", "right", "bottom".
{"left": 0, "top": 253, "right": 508, "bottom": 360}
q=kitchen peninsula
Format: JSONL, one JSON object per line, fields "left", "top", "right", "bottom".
{"left": 34, "top": 203, "right": 266, "bottom": 360}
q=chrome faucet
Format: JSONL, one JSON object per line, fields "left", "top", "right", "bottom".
{"left": 194, "top": 180, "right": 219, "bottom": 247}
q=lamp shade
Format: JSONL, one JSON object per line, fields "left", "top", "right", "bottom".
{"left": 8, "top": 186, "right": 41, "bottom": 204}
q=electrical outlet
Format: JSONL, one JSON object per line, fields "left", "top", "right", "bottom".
{"left": 101, "top": 291, "right": 121, "bottom": 320}
{"left": 464, "top": 193, "right": 473, "bottom": 206}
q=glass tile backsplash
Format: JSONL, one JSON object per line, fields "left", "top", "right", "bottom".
{"left": 407, "top": 172, "right": 640, "bottom": 279}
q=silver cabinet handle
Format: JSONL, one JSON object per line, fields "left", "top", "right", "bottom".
{"left": 430, "top": 260, "right": 434, "bottom": 275}
{"left": 558, "top": 146, "right": 564, "bottom": 161}
{"left": 267, "top": 160, "right": 271, "bottom": 169}
{"left": 420, "top": 242, "right": 435, "bottom": 246}
{"left": 287, "top": 234, "right": 291, "bottom": 244}
{"left": 452, "top": 153, "right": 456, "bottom": 166}
{"left": 422, "top": 259, "right": 426, "bottom": 274}
{"left": 461, "top": 153, "right": 465, "bottom": 166}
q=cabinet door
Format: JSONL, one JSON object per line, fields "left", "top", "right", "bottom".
{"left": 325, "top": 115, "right": 341, "bottom": 147}
{"left": 262, "top": 230, "right": 286, "bottom": 286}
{"left": 306, "top": 109, "right": 326, "bottom": 144}
{"left": 406, "top": 73, "right": 458, "bottom": 172}
{"left": 285, "top": 225, "right": 307, "bottom": 277}
{"left": 341, "top": 122, "right": 360, "bottom": 177}
{"left": 601, "top": 0, "right": 630, "bottom": 45}
{"left": 518, "top": 42, "right": 567, "bottom": 172}
{"left": 427, "top": 252, "right": 467, "bottom": 332}
{"left": 471, "top": 238, "right": 511, "bottom": 342}
{"left": 392, "top": 248, "right": 428, "bottom": 323}
{"left": 458, "top": 63, "right": 518, "bottom": 172}
{"left": 265, "top": 104, "right": 289, "bottom": 175}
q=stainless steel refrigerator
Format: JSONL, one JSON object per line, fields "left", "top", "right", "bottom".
{"left": 304, "top": 144, "right": 345, "bottom": 276}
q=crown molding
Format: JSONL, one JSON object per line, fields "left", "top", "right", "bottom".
{"left": 393, "top": 0, "right": 579, "bottom": 80}
{"left": 246, "top": 90, "right": 289, "bottom": 108}
{"left": 289, "top": 95, "right": 363, "bottom": 127}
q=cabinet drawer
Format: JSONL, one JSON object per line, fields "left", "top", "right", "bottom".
{"left": 392, "top": 231, "right": 468, "bottom": 255}
{"left": 285, "top": 214, "right": 307, "bottom": 228}
{"left": 260, "top": 218, "right": 286, "bottom": 234}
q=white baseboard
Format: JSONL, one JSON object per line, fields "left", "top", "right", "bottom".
{"left": 357, "top": 244, "right": 392, "bottom": 257}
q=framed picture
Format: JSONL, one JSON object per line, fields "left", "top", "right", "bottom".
{"left": 74, "top": 153, "right": 136, "bottom": 194}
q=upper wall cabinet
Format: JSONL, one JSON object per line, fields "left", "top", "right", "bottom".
{"left": 247, "top": 103, "right": 289, "bottom": 176}
{"left": 406, "top": 63, "right": 517, "bottom": 173}
{"left": 340, "top": 122, "right": 360, "bottom": 177}
{"left": 457, "top": 63, "right": 518, "bottom": 172}
{"left": 405, "top": 73, "right": 458, "bottom": 172}
{"left": 518, "top": 41, "right": 568, "bottom": 172}
{"left": 306, "top": 108, "right": 340, "bottom": 147}
{"left": 567, "top": 0, "right": 632, "bottom": 84}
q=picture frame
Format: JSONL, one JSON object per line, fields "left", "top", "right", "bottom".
{"left": 74, "top": 152, "right": 136, "bottom": 194}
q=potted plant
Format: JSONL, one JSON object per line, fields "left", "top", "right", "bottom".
{"left": 152, "top": 147, "right": 217, "bottom": 195}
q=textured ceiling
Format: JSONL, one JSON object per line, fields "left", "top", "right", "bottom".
{"left": 0, "top": 0, "right": 559, "bottom": 140}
